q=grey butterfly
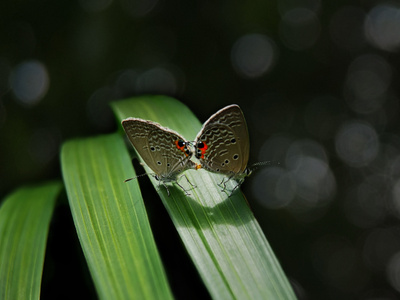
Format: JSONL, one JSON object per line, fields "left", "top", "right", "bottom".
{"left": 194, "top": 104, "right": 270, "bottom": 194}
{"left": 122, "top": 118, "right": 197, "bottom": 195}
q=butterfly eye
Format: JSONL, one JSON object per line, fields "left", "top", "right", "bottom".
{"left": 197, "top": 142, "right": 205, "bottom": 149}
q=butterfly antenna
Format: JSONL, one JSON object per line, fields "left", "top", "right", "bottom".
{"left": 124, "top": 172, "right": 152, "bottom": 183}
{"left": 249, "top": 160, "right": 280, "bottom": 171}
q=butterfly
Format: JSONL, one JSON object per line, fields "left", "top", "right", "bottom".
{"left": 194, "top": 104, "right": 271, "bottom": 194}
{"left": 122, "top": 118, "right": 198, "bottom": 196}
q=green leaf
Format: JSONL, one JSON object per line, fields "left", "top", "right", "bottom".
{"left": 112, "top": 95, "right": 297, "bottom": 300}
{"left": 61, "top": 133, "right": 173, "bottom": 300}
{"left": 0, "top": 181, "right": 62, "bottom": 300}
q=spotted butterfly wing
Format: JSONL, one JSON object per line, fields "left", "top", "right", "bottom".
{"left": 194, "top": 104, "right": 249, "bottom": 177}
{"left": 122, "top": 118, "right": 196, "bottom": 182}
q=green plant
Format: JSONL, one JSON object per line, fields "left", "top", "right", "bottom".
{"left": 0, "top": 95, "right": 296, "bottom": 299}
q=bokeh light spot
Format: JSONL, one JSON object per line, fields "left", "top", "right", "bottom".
{"left": 252, "top": 167, "right": 296, "bottom": 209}
{"left": 287, "top": 156, "right": 335, "bottom": 207}
{"left": 136, "top": 67, "right": 179, "bottom": 95}
{"left": 364, "top": 4, "right": 400, "bottom": 52}
{"left": 231, "top": 34, "right": 277, "bottom": 78}
{"left": 345, "top": 175, "right": 391, "bottom": 229}
{"left": 335, "top": 121, "right": 379, "bottom": 167}
{"left": 344, "top": 54, "right": 392, "bottom": 114}
{"left": 254, "top": 137, "right": 336, "bottom": 217}
{"left": 9, "top": 60, "right": 49, "bottom": 106}
{"left": 286, "top": 139, "right": 328, "bottom": 165}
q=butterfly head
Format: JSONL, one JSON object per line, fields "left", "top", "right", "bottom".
{"left": 175, "top": 139, "right": 193, "bottom": 157}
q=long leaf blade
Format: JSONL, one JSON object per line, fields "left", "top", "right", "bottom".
{"left": 112, "top": 96, "right": 296, "bottom": 300}
{"left": 0, "top": 181, "right": 62, "bottom": 300}
{"left": 61, "top": 133, "right": 173, "bottom": 300}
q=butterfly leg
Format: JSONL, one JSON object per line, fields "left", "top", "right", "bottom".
{"left": 219, "top": 175, "right": 235, "bottom": 192}
{"left": 175, "top": 180, "right": 191, "bottom": 196}
{"left": 229, "top": 178, "right": 244, "bottom": 197}
{"left": 217, "top": 177, "right": 228, "bottom": 189}
{"left": 181, "top": 174, "right": 196, "bottom": 188}
{"left": 176, "top": 175, "right": 197, "bottom": 195}
{"left": 152, "top": 175, "right": 171, "bottom": 196}
{"left": 160, "top": 181, "right": 171, "bottom": 196}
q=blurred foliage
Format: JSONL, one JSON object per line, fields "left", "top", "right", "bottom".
{"left": 1, "top": 0, "right": 400, "bottom": 299}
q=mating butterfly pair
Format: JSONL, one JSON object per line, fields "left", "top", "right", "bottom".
{"left": 122, "top": 104, "right": 263, "bottom": 196}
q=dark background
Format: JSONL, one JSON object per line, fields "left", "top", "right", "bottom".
{"left": 1, "top": 0, "right": 400, "bottom": 299}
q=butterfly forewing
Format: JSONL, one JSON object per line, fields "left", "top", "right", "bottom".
{"left": 195, "top": 105, "right": 250, "bottom": 176}
{"left": 122, "top": 118, "right": 195, "bottom": 181}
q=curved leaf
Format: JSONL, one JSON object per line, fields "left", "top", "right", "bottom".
{"left": 61, "top": 133, "right": 173, "bottom": 300}
{"left": 0, "top": 181, "right": 62, "bottom": 300}
{"left": 112, "top": 96, "right": 296, "bottom": 300}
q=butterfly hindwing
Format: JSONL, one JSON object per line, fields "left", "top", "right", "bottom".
{"left": 147, "top": 126, "right": 195, "bottom": 179}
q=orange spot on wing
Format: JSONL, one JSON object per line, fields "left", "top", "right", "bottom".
{"left": 200, "top": 142, "right": 208, "bottom": 159}
{"left": 175, "top": 140, "right": 184, "bottom": 150}
{"left": 175, "top": 140, "right": 189, "bottom": 157}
